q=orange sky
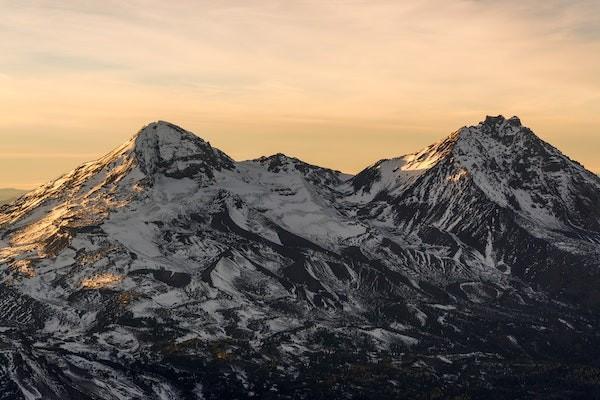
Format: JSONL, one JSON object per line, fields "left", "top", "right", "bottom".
{"left": 1, "top": 0, "right": 599, "bottom": 189}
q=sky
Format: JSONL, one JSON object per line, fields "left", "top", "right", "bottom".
{"left": 1, "top": 0, "right": 599, "bottom": 189}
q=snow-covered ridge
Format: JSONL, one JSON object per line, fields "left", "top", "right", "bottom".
{"left": 250, "top": 153, "right": 348, "bottom": 190}
{"left": 0, "top": 121, "right": 233, "bottom": 261}
{"left": 348, "top": 128, "right": 458, "bottom": 202}
{"left": 2, "top": 115, "right": 599, "bottom": 264}
{"left": 347, "top": 115, "right": 600, "bottom": 234}
{"left": 349, "top": 116, "right": 528, "bottom": 201}
{"left": 452, "top": 115, "right": 600, "bottom": 231}
{"left": 1, "top": 116, "right": 600, "bottom": 399}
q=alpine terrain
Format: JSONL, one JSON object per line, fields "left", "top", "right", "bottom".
{"left": 1, "top": 116, "right": 600, "bottom": 399}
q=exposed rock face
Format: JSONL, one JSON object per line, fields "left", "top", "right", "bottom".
{"left": 1, "top": 116, "right": 600, "bottom": 399}
{"left": 134, "top": 121, "right": 234, "bottom": 179}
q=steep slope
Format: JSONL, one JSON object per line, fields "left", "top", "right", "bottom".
{"left": 350, "top": 116, "right": 600, "bottom": 233}
{"left": 0, "top": 121, "right": 233, "bottom": 262}
{"left": 1, "top": 118, "right": 600, "bottom": 399}
{"left": 350, "top": 115, "right": 600, "bottom": 305}
{"left": 348, "top": 131, "right": 455, "bottom": 203}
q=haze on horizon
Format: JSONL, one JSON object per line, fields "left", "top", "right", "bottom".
{"left": 1, "top": 0, "right": 599, "bottom": 190}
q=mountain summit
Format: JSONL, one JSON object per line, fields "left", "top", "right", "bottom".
{"left": 133, "top": 121, "right": 234, "bottom": 178}
{"left": 352, "top": 115, "right": 600, "bottom": 232}
{"left": 1, "top": 117, "right": 600, "bottom": 399}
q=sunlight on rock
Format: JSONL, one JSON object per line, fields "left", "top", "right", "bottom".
{"left": 11, "top": 259, "right": 36, "bottom": 278}
{"left": 447, "top": 168, "right": 469, "bottom": 182}
{"left": 81, "top": 273, "right": 123, "bottom": 289}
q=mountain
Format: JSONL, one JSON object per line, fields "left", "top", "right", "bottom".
{"left": 0, "top": 188, "right": 27, "bottom": 205}
{"left": 1, "top": 117, "right": 600, "bottom": 399}
{"left": 349, "top": 116, "right": 600, "bottom": 305}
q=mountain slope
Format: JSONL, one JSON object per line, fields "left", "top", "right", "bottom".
{"left": 1, "top": 117, "right": 600, "bottom": 399}
{"left": 349, "top": 115, "right": 600, "bottom": 304}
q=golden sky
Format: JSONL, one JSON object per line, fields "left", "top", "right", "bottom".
{"left": 1, "top": 0, "right": 599, "bottom": 189}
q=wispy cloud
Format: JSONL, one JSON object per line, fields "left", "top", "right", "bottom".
{"left": 26, "top": 52, "right": 126, "bottom": 71}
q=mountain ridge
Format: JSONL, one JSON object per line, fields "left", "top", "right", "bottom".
{"left": 1, "top": 115, "right": 600, "bottom": 399}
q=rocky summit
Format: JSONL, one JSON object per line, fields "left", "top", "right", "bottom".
{"left": 1, "top": 116, "right": 600, "bottom": 399}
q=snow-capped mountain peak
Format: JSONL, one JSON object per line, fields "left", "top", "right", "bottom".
{"left": 2, "top": 117, "right": 600, "bottom": 398}
{"left": 133, "top": 121, "right": 234, "bottom": 179}
{"left": 450, "top": 116, "right": 600, "bottom": 232}
{"left": 348, "top": 115, "right": 600, "bottom": 235}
